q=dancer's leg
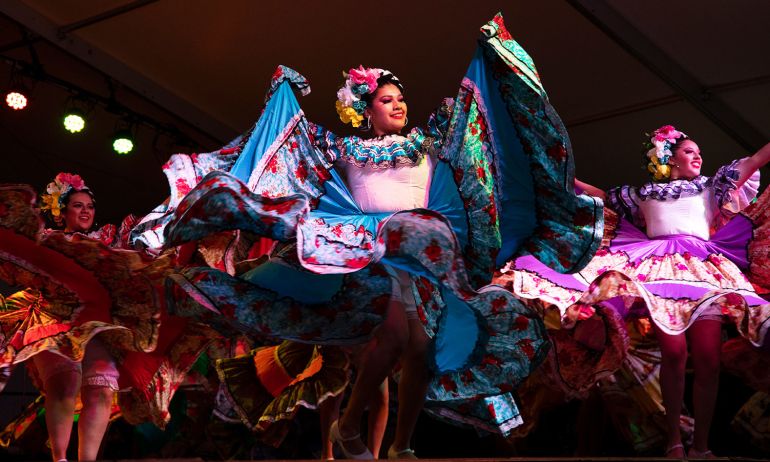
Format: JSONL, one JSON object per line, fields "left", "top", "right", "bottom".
{"left": 367, "top": 380, "right": 389, "bottom": 458}
{"left": 77, "top": 385, "right": 113, "bottom": 461}
{"left": 338, "top": 298, "right": 408, "bottom": 456}
{"left": 319, "top": 393, "right": 343, "bottom": 459}
{"left": 77, "top": 338, "right": 119, "bottom": 461}
{"left": 390, "top": 317, "right": 429, "bottom": 454}
{"left": 654, "top": 326, "right": 688, "bottom": 458}
{"left": 41, "top": 369, "right": 81, "bottom": 462}
{"left": 686, "top": 319, "right": 721, "bottom": 455}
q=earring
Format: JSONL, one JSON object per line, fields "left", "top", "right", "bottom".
{"left": 361, "top": 115, "right": 371, "bottom": 131}
{"left": 404, "top": 116, "right": 409, "bottom": 126}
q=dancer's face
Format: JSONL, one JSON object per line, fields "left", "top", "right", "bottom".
{"left": 365, "top": 83, "right": 407, "bottom": 136}
{"left": 63, "top": 191, "right": 95, "bottom": 232}
{"left": 670, "top": 140, "right": 702, "bottom": 180}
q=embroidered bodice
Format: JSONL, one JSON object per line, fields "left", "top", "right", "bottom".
{"left": 309, "top": 101, "right": 451, "bottom": 213}
{"left": 606, "top": 159, "right": 760, "bottom": 239}
{"left": 340, "top": 152, "right": 434, "bottom": 213}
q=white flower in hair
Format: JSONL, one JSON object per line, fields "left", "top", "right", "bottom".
{"left": 336, "top": 86, "right": 356, "bottom": 107}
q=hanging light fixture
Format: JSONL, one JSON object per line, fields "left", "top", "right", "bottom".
{"left": 5, "top": 89, "right": 28, "bottom": 110}
{"left": 4, "top": 65, "right": 32, "bottom": 110}
{"left": 111, "top": 119, "right": 136, "bottom": 155}
{"left": 112, "top": 131, "right": 134, "bottom": 154}
{"left": 61, "top": 95, "right": 93, "bottom": 134}
{"left": 63, "top": 110, "right": 86, "bottom": 133}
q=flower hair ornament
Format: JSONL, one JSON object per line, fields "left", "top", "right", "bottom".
{"left": 642, "top": 124, "right": 688, "bottom": 181}
{"left": 335, "top": 65, "right": 402, "bottom": 129}
{"left": 40, "top": 172, "right": 90, "bottom": 226}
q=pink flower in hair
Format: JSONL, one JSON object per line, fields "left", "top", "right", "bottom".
{"left": 56, "top": 172, "right": 85, "bottom": 190}
{"left": 652, "top": 125, "right": 685, "bottom": 144}
{"left": 348, "top": 66, "right": 379, "bottom": 92}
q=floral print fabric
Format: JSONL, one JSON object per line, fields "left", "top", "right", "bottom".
{"left": 0, "top": 184, "right": 213, "bottom": 428}
{"left": 137, "top": 13, "right": 603, "bottom": 434}
{"left": 501, "top": 163, "right": 770, "bottom": 394}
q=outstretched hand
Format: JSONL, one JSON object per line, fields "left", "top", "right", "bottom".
{"left": 735, "top": 141, "right": 770, "bottom": 188}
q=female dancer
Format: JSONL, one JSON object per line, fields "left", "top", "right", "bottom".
{"left": 501, "top": 125, "right": 770, "bottom": 458}
{"left": 134, "top": 14, "right": 602, "bottom": 459}
{"left": 0, "top": 173, "right": 201, "bottom": 460}
{"left": 1, "top": 174, "right": 130, "bottom": 462}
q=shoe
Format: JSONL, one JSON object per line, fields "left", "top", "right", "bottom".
{"left": 688, "top": 447, "right": 716, "bottom": 459}
{"left": 664, "top": 443, "right": 685, "bottom": 459}
{"left": 388, "top": 445, "right": 418, "bottom": 459}
{"left": 330, "top": 419, "right": 373, "bottom": 460}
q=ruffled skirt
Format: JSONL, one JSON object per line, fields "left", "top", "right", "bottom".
{"left": 0, "top": 184, "right": 210, "bottom": 428}
{"left": 213, "top": 341, "right": 349, "bottom": 446}
{"left": 498, "top": 197, "right": 770, "bottom": 393}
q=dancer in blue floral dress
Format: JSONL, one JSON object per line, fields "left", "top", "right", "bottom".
{"left": 130, "top": 13, "right": 603, "bottom": 458}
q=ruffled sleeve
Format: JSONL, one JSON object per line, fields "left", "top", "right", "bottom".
{"left": 605, "top": 185, "right": 644, "bottom": 227}
{"left": 712, "top": 158, "right": 760, "bottom": 213}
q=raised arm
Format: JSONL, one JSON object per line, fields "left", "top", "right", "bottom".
{"left": 575, "top": 179, "right": 606, "bottom": 201}
{"left": 735, "top": 142, "right": 770, "bottom": 187}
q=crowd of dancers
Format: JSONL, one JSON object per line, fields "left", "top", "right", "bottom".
{"left": 1, "top": 13, "right": 769, "bottom": 461}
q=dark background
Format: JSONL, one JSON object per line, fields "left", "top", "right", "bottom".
{"left": 2, "top": 0, "right": 769, "bottom": 226}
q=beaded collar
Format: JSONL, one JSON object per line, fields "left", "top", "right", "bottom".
{"left": 338, "top": 128, "right": 434, "bottom": 169}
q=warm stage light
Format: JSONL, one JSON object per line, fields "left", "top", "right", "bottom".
{"left": 63, "top": 112, "right": 86, "bottom": 133}
{"left": 5, "top": 91, "right": 28, "bottom": 110}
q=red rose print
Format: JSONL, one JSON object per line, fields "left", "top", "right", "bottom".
{"left": 513, "top": 315, "right": 529, "bottom": 331}
{"left": 345, "top": 256, "right": 370, "bottom": 269}
{"left": 486, "top": 402, "right": 497, "bottom": 419}
{"left": 497, "top": 382, "right": 514, "bottom": 393}
{"left": 546, "top": 144, "right": 567, "bottom": 161}
{"left": 260, "top": 216, "right": 278, "bottom": 226}
{"left": 262, "top": 197, "right": 299, "bottom": 214}
{"left": 476, "top": 166, "right": 487, "bottom": 182}
{"left": 515, "top": 113, "right": 531, "bottom": 128}
{"left": 572, "top": 207, "right": 595, "bottom": 227}
{"left": 439, "top": 375, "right": 458, "bottom": 393}
{"left": 424, "top": 241, "right": 442, "bottom": 263}
{"left": 267, "top": 156, "right": 280, "bottom": 174}
{"left": 493, "top": 15, "right": 513, "bottom": 41}
{"left": 491, "top": 296, "right": 507, "bottom": 314}
{"left": 295, "top": 160, "right": 308, "bottom": 183}
{"left": 463, "top": 92, "right": 473, "bottom": 113}
{"left": 453, "top": 168, "right": 464, "bottom": 185}
{"left": 517, "top": 339, "right": 535, "bottom": 359}
{"left": 386, "top": 229, "right": 403, "bottom": 252}
{"left": 481, "top": 354, "right": 502, "bottom": 368}
{"left": 173, "top": 178, "right": 192, "bottom": 198}
{"left": 312, "top": 165, "right": 331, "bottom": 182}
